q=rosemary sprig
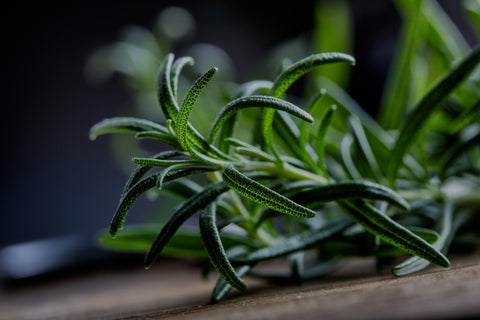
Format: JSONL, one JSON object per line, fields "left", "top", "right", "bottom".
{"left": 91, "top": 3, "right": 480, "bottom": 302}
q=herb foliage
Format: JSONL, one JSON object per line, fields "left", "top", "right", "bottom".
{"left": 91, "top": 1, "right": 480, "bottom": 303}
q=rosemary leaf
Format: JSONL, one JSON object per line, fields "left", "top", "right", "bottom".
{"left": 157, "top": 53, "right": 180, "bottom": 121}
{"left": 290, "top": 180, "right": 410, "bottom": 211}
{"left": 200, "top": 203, "right": 248, "bottom": 291}
{"left": 341, "top": 200, "right": 450, "bottom": 268}
{"left": 144, "top": 182, "right": 230, "bottom": 268}
{"left": 211, "top": 265, "right": 251, "bottom": 303}
{"left": 222, "top": 164, "right": 316, "bottom": 218}
{"left": 232, "top": 218, "right": 352, "bottom": 264}
{"left": 263, "top": 52, "right": 355, "bottom": 160}
{"left": 208, "top": 95, "right": 313, "bottom": 144}
{"left": 89, "top": 117, "right": 168, "bottom": 140}
{"left": 111, "top": 168, "right": 222, "bottom": 237}
{"left": 387, "top": 46, "right": 480, "bottom": 184}
{"left": 177, "top": 67, "right": 218, "bottom": 151}
{"left": 316, "top": 104, "right": 336, "bottom": 177}
{"left": 170, "top": 56, "right": 194, "bottom": 98}
{"left": 135, "top": 130, "right": 180, "bottom": 148}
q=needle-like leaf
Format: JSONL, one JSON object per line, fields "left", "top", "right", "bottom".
{"left": 222, "top": 164, "right": 316, "bottom": 218}
{"left": 135, "top": 131, "right": 180, "bottom": 148}
{"left": 171, "top": 56, "right": 194, "bottom": 98}
{"left": 272, "top": 111, "right": 319, "bottom": 172}
{"left": 441, "top": 131, "right": 480, "bottom": 179}
{"left": 110, "top": 168, "right": 220, "bottom": 237}
{"left": 144, "top": 182, "right": 230, "bottom": 268}
{"left": 157, "top": 53, "right": 180, "bottom": 121}
{"left": 215, "top": 80, "right": 274, "bottom": 152}
{"left": 349, "top": 115, "right": 383, "bottom": 183}
{"left": 131, "top": 157, "right": 195, "bottom": 167}
{"left": 200, "top": 202, "right": 248, "bottom": 291}
{"left": 234, "top": 80, "right": 273, "bottom": 98}
{"left": 211, "top": 265, "right": 251, "bottom": 303}
{"left": 208, "top": 95, "right": 313, "bottom": 144}
{"left": 448, "top": 98, "right": 480, "bottom": 134}
{"left": 156, "top": 163, "right": 217, "bottom": 190}
{"left": 387, "top": 46, "right": 480, "bottom": 184}
{"left": 340, "top": 134, "right": 362, "bottom": 179}
{"left": 232, "top": 218, "right": 352, "bottom": 264}
{"left": 392, "top": 200, "right": 461, "bottom": 276}
{"left": 316, "top": 104, "right": 336, "bottom": 177}
{"left": 263, "top": 52, "right": 355, "bottom": 160}
{"left": 121, "top": 150, "right": 186, "bottom": 197}
{"left": 177, "top": 67, "right": 218, "bottom": 152}
{"left": 89, "top": 117, "right": 168, "bottom": 140}
{"left": 290, "top": 180, "right": 410, "bottom": 211}
{"left": 341, "top": 199, "right": 450, "bottom": 268}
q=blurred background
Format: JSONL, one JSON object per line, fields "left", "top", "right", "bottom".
{"left": 1, "top": 0, "right": 478, "bottom": 281}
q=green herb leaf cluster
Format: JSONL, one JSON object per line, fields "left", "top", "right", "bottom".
{"left": 91, "top": 2, "right": 480, "bottom": 303}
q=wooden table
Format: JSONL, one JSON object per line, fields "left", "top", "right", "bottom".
{"left": 1, "top": 250, "right": 479, "bottom": 320}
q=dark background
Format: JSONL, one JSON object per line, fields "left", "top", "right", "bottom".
{"left": 1, "top": 0, "right": 476, "bottom": 248}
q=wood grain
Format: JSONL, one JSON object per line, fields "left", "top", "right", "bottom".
{"left": 1, "top": 251, "right": 479, "bottom": 320}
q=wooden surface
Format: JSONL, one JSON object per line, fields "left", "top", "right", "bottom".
{"left": 1, "top": 250, "right": 479, "bottom": 320}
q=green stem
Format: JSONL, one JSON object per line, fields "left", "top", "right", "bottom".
{"left": 242, "top": 161, "right": 329, "bottom": 185}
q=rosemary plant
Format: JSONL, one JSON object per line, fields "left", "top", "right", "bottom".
{"left": 91, "top": 42, "right": 480, "bottom": 301}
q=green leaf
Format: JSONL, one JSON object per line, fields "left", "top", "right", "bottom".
{"left": 89, "top": 117, "right": 168, "bottom": 140}
{"left": 98, "top": 224, "right": 209, "bottom": 258}
{"left": 299, "top": 90, "right": 327, "bottom": 149}
{"left": 393, "top": 200, "right": 458, "bottom": 276}
{"left": 157, "top": 53, "right": 180, "bottom": 121}
{"left": 156, "top": 163, "right": 217, "bottom": 190}
{"left": 270, "top": 52, "right": 356, "bottom": 98}
{"left": 211, "top": 265, "right": 251, "bottom": 303}
{"left": 226, "top": 137, "right": 276, "bottom": 162}
{"left": 387, "top": 46, "right": 480, "bottom": 184}
{"left": 320, "top": 79, "right": 430, "bottom": 180}
{"left": 272, "top": 111, "right": 318, "bottom": 171}
{"left": 233, "top": 80, "right": 273, "bottom": 98}
{"left": 340, "top": 134, "right": 362, "bottom": 179}
{"left": 298, "top": 89, "right": 327, "bottom": 161}
{"left": 110, "top": 174, "right": 159, "bottom": 236}
{"left": 316, "top": 105, "right": 336, "bottom": 177}
{"left": 422, "top": 0, "right": 471, "bottom": 61}
{"left": 222, "top": 164, "right": 316, "bottom": 218}
{"left": 378, "top": 0, "right": 423, "bottom": 129}
{"left": 341, "top": 199, "right": 450, "bottom": 268}
{"left": 291, "top": 181, "right": 410, "bottom": 211}
{"left": 110, "top": 168, "right": 221, "bottom": 237}
{"left": 200, "top": 203, "right": 247, "bottom": 291}
{"left": 448, "top": 98, "right": 480, "bottom": 134}
{"left": 441, "top": 131, "right": 480, "bottom": 179}
{"left": 144, "top": 182, "right": 230, "bottom": 268}
{"left": 464, "top": 0, "right": 480, "bottom": 35}
{"left": 121, "top": 150, "right": 186, "bottom": 197}
{"left": 177, "top": 67, "right": 218, "bottom": 152}
{"left": 135, "top": 131, "right": 180, "bottom": 148}
{"left": 319, "top": 78, "right": 426, "bottom": 179}
{"left": 98, "top": 224, "right": 260, "bottom": 259}
{"left": 349, "top": 115, "right": 383, "bottom": 183}
{"left": 319, "top": 77, "right": 385, "bottom": 137}
{"left": 231, "top": 218, "right": 352, "bottom": 264}
{"left": 131, "top": 157, "right": 197, "bottom": 167}
{"left": 171, "top": 56, "right": 194, "bottom": 98}
{"left": 215, "top": 80, "right": 273, "bottom": 153}
{"left": 161, "top": 179, "right": 203, "bottom": 199}
{"left": 263, "top": 52, "right": 355, "bottom": 160}
{"left": 407, "top": 227, "right": 440, "bottom": 244}
{"left": 312, "top": 0, "right": 353, "bottom": 89}
{"left": 208, "top": 95, "right": 313, "bottom": 144}
{"left": 234, "top": 146, "right": 276, "bottom": 162}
